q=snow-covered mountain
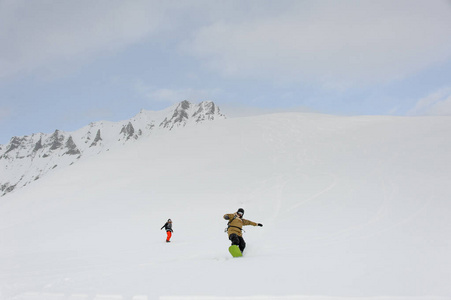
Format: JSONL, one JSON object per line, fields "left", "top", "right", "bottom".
{"left": 0, "top": 101, "right": 225, "bottom": 196}
{"left": 1, "top": 112, "right": 450, "bottom": 300}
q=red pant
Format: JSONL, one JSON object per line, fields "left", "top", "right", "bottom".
{"left": 166, "top": 231, "right": 172, "bottom": 242}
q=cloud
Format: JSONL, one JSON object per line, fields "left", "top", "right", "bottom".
{"left": 2, "top": 0, "right": 450, "bottom": 90}
{"left": 134, "top": 81, "right": 221, "bottom": 105}
{"left": 184, "top": 0, "right": 451, "bottom": 88}
{"left": 0, "top": 0, "right": 169, "bottom": 79}
{"left": 220, "top": 103, "right": 316, "bottom": 118}
{"left": 57, "top": 108, "right": 114, "bottom": 128}
{"left": 408, "top": 87, "right": 451, "bottom": 116}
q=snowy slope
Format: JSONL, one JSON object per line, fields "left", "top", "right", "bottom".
{"left": 0, "top": 113, "right": 450, "bottom": 300}
{"left": 0, "top": 101, "right": 225, "bottom": 196}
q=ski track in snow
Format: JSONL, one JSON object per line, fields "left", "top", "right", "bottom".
{"left": 286, "top": 172, "right": 338, "bottom": 212}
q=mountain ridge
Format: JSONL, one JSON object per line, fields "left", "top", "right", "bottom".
{"left": 0, "top": 100, "right": 225, "bottom": 196}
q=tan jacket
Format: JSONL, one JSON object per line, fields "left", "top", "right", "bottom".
{"left": 224, "top": 213, "right": 257, "bottom": 237}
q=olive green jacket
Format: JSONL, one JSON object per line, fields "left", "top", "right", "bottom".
{"left": 224, "top": 213, "right": 257, "bottom": 237}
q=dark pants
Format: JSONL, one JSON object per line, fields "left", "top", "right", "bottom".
{"left": 229, "top": 233, "right": 246, "bottom": 253}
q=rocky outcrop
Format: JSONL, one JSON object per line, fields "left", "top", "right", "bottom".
{"left": 90, "top": 130, "right": 102, "bottom": 147}
{"left": 160, "top": 101, "right": 225, "bottom": 130}
{"left": 120, "top": 122, "right": 137, "bottom": 141}
{"left": 65, "top": 136, "right": 81, "bottom": 156}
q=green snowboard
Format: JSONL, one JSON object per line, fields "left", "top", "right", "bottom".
{"left": 228, "top": 245, "right": 242, "bottom": 257}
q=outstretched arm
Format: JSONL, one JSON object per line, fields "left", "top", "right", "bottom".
{"left": 243, "top": 219, "right": 257, "bottom": 226}
{"left": 242, "top": 219, "right": 262, "bottom": 226}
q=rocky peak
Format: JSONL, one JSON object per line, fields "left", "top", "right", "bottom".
{"left": 159, "top": 100, "right": 225, "bottom": 130}
{"left": 160, "top": 101, "right": 191, "bottom": 129}
{"left": 179, "top": 100, "right": 191, "bottom": 110}
{"left": 49, "top": 130, "right": 65, "bottom": 150}
{"left": 120, "top": 122, "right": 136, "bottom": 141}
{"left": 90, "top": 130, "right": 102, "bottom": 147}
{"left": 33, "top": 138, "right": 43, "bottom": 152}
{"left": 193, "top": 101, "right": 224, "bottom": 122}
{"left": 4, "top": 136, "right": 24, "bottom": 155}
{"left": 65, "top": 136, "right": 81, "bottom": 156}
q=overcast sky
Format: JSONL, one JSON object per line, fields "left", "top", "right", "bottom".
{"left": 1, "top": 0, "right": 451, "bottom": 144}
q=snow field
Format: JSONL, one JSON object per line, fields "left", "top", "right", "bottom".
{"left": 1, "top": 113, "right": 451, "bottom": 299}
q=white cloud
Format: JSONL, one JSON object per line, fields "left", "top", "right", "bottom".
{"left": 408, "top": 87, "right": 451, "bottom": 116}
{"left": 134, "top": 81, "right": 221, "bottom": 105}
{"left": 220, "top": 103, "right": 316, "bottom": 118}
{"left": 185, "top": 0, "right": 451, "bottom": 88}
{"left": 2, "top": 0, "right": 450, "bottom": 90}
{"left": 0, "top": 0, "right": 168, "bottom": 79}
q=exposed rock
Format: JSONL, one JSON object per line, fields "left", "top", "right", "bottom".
{"left": 120, "top": 122, "right": 136, "bottom": 140}
{"left": 49, "top": 130, "right": 64, "bottom": 150}
{"left": 90, "top": 129, "right": 102, "bottom": 147}
{"left": 65, "top": 136, "right": 81, "bottom": 155}
{"left": 33, "top": 138, "right": 43, "bottom": 152}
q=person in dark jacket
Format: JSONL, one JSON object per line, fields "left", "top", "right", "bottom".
{"left": 224, "top": 208, "right": 262, "bottom": 253}
{"left": 161, "top": 219, "right": 173, "bottom": 243}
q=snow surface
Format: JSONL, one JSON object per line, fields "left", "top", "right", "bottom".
{"left": 1, "top": 113, "right": 450, "bottom": 300}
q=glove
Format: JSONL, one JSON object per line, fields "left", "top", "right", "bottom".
{"left": 258, "top": 223, "right": 263, "bottom": 227}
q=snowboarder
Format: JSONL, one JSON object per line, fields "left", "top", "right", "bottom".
{"left": 160, "top": 219, "right": 173, "bottom": 243}
{"left": 224, "top": 208, "right": 262, "bottom": 256}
